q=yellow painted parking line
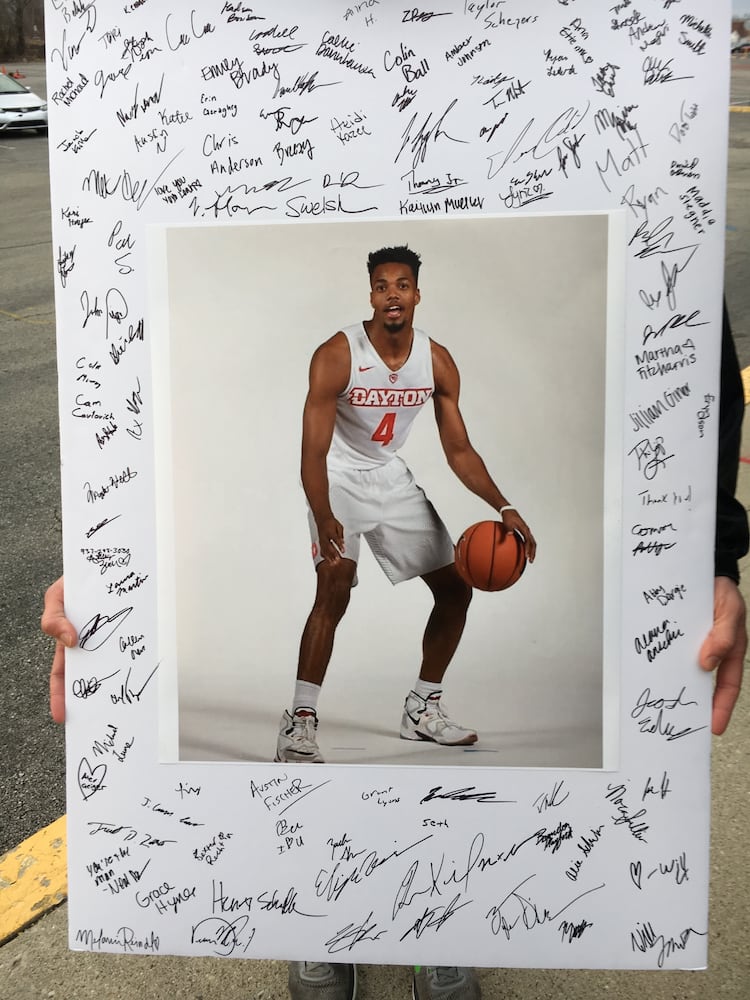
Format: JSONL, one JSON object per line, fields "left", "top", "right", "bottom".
{"left": 742, "top": 367, "right": 750, "bottom": 407}
{"left": 0, "top": 307, "right": 54, "bottom": 327}
{"left": 730, "top": 106, "right": 750, "bottom": 113}
{"left": 0, "top": 816, "right": 67, "bottom": 944}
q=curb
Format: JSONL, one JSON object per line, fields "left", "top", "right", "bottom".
{"left": 0, "top": 816, "right": 67, "bottom": 945}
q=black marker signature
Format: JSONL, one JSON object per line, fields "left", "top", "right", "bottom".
{"left": 79, "top": 607, "right": 134, "bottom": 650}
{"left": 316, "top": 835, "right": 432, "bottom": 903}
{"left": 57, "top": 245, "right": 77, "bottom": 288}
{"left": 78, "top": 756, "right": 107, "bottom": 800}
{"left": 395, "top": 99, "right": 468, "bottom": 170}
{"left": 642, "top": 56, "right": 693, "bottom": 86}
{"left": 487, "top": 103, "right": 590, "bottom": 178}
{"left": 259, "top": 105, "right": 318, "bottom": 134}
{"left": 165, "top": 9, "right": 215, "bottom": 51}
{"left": 80, "top": 290, "right": 102, "bottom": 327}
{"left": 642, "top": 771, "right": 671, "bottom": 801}
{"left": 661, "top": 251, "right": 697, "bottom": 311}
{"left": 628, "top": 438, "right": 675, "bottom": 481}
{"left": 75, "top": 925, "right": 159, "bottom": 954}
{"left": 191, "top": 915, "right": 255, "bottom": 957}
{"left": 82, "top": 149, "right": 184, "bottom": 212}
{"left": 629, "top": 216, "right": 698, "bottom": 261}
{"left": 631, "top": 685, "right": 706, "bottom": 741}
{"left": 86, "top": 514, "right": 122, "bottom": 538}
{"left": 644, "top": 852, "right": 689, "bottom": 887}
{"left": 556, "top": 132, "right": 584, "bottom": 177}
{"left": 632, "top": 686, "right": 697, "bottom": 719}
{"left": 50, "top": 5, "right": 97, "bottom": 72}
{"left": 256, "top": 886, "right": 325, "bottom": 918}
{"left": 203, "top": 175, "right": 307, "bottom": 219}
{"left": 325, "top": 911, "right": 387, "bottom": 954}
{"left": 487, "top": 875, "right": 605, "bottom": 939}
{"left": 110, "top": 663, "right": 159, "bottom": 706}
{"left": 532, "top": 780, "right": 570, "bottom": 814}
{"left": 273, "top": 68, "right": 337, "bottom": 100}
{"left": 393, "top": 828, "right": 555, "bottom": 915}
{"left": 105, "top": 288, "right": 129, "bottom": 340}
{"left": 399, "top": 893, "right": 471, "bottom": 941}
{"left": 641, "top": 309, "right": 706, "bottom": 346}
{"left": 72, "top": 670, "right": 121, "bottom": 700}
{"left": 631, "top": 920, "right": 706, "bottom": 968}
{"left": 420, "top": 785, "right": 514, "bottom": 805}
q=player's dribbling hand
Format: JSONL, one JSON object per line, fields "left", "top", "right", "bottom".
{"left": 317, "top": 516, "right": 346, "bottom": 563}
{"left": 41, "top": 576, "right": 76, "bottom": 724}
{"left": 502, "top": 509, "right": 536, "bottom": 564}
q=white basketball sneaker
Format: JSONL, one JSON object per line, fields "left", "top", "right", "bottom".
{"left": 276, "top": 708, "right": 325, "bottom": 763}
{"left": 400, "top": 691, "right": 478, "bottom": 746}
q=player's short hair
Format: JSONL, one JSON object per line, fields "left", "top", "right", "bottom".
{"left": 367, "top": 246, "right": 422, "bottom": 284}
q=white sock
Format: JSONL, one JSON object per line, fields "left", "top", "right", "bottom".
{"left": 293, "top": 680, "right": 321, "bottom": 715}
{"left": 412, "top": 678, "right": 442, "bottom": 702}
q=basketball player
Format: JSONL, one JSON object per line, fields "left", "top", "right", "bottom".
{"left": 276, "top": 245, "right": 537, "bottom": 766}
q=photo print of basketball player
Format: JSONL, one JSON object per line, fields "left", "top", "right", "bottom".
{"left": 275, "top": 245, "right": 536, "bottom": 765}
{"left": 156, "top": 214, "right": 617, "bottom": 769}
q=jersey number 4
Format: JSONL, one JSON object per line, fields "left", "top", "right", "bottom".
{"left": 371, "top": 412, "right": 396, "bottom": 447}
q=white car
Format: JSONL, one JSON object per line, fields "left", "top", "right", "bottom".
{"left": 0, "top": 72, "right": 47, "bottom": 134}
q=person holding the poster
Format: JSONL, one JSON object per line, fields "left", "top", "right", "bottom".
{"left": 276, "top": 245, "right": 536, "bottom": 766}
{"left": 40, "top": 305, "right": 748, "bottom": 1000}
{"left": 709, "top": 302, "right": 750, "bottom": 733}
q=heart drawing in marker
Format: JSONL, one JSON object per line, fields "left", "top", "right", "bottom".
{"left": 77, "top": 757, "right": 108, "bottom": 800}
{"left": 629, "top": 861, "right": 643, "bottom": 889}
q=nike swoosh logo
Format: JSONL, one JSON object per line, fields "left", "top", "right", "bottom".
{"left": 358, "top": 365, "right": 375, "bottom": 372}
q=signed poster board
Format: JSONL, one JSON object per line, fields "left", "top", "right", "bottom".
{"left": 48, "top": 0, "right": 728, "bottom": 969}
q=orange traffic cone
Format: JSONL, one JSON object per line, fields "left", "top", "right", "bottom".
{"left": 0, "top": 66, "right": 6, "bottom": 75}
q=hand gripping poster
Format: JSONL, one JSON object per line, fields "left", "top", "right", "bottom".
{"left": 46, "top": 0, "right": 730, "bottom": 970}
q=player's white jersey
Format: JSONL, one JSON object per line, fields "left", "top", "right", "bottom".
{"left": 327, "top": 323, "right": 434, "bottom": 472}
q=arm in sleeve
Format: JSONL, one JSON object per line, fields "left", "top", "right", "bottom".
{"left": 715, "top": 301, "right": 749, "bottom": 582}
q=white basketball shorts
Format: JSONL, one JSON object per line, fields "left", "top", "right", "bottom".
{"left": 308, "top": 457, "right": 455, "bottom": 584}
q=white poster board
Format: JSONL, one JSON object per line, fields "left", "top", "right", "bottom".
{"left": 48, "top": 0, "right": 727, "bottom": 969}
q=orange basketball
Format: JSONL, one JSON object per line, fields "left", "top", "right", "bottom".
{"left": 454, "top": 520, "right": 527, "bottom": 592}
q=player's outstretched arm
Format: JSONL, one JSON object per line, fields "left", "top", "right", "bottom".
{"left": 699, "top": 575, "right": 746, "bottom": 735}
{"left": 301, "top": 335, "right": 351, "bottom": 564}
{"left": 432, "top": 342, "right": 536, "bottom": 562}
{"left": 41, "top": 576, "right": 77, "bottom": 724}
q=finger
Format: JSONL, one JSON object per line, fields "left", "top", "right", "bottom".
{"left": 514, "top": 524, "right": 535, "bottom": 564}
{"left": 334, "top": 522, "right": 345, "bottom": 554}
{"left": 699, "top": 580, "right": 746, "bottom": 672}
{"left": 320, "top": 520, "right": 344, "bottom": 559}
{"left": 50, "top": 642, "right": 67, "bottom": 724}
{"left": 324, "top": 538, "right": 342, "bottom": 564}
{"left": 41, "top": 579, "right": 77, "bottom": 647}
{"left": 710, "top": 655, "right": 743, "bottom": 736}
{"left": 522, "top": 526, "right": 536, "bottom": 563}
{"left": 698, "top": 614, "right": 746, "bottom": 672}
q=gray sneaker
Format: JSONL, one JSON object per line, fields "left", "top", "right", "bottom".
{"left": 412, "top": 966, "right": 481, "bottom": 1000}
{"left": 288, "top": 962, "right": 356, "bottom": 999}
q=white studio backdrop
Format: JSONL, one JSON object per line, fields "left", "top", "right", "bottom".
{"left": 46, "top": 0, "right": 727, "bottom": 969}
